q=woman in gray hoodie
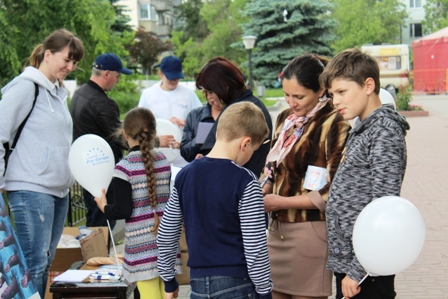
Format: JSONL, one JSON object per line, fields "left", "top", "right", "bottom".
{"left": 0, "top": 29, "right": 84, "bottom": 298}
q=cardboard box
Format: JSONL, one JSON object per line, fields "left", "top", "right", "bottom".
{"left": 45, "top": 226, "right": 109, "bottom": 299}
{"left": 50, "top": 226, "right": 108, "bottom": 271}
{"left": 176, "top": 251, "right": 190, "bottom": 285}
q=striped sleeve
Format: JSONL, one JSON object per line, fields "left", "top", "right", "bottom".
{"left": 239, "top": 180, "right": 273, "bottom": 298}
{"left": 156, "top": 187, "right": 183, "bottom": 292}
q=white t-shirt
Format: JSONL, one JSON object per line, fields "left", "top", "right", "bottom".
{"left": 138, "top": 81, "right": 202, "bottom": 168}
{"left": 138, "top": 81, "right": 202, "bottom": 120}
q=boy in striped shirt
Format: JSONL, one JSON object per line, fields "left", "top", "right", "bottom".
{"left": 157, "top": 102, "right": 273, "bottom": 299}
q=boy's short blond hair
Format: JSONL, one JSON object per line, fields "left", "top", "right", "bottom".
{"left": 217, "top": 102, "right": 269, "bottom": 145}
{"left": 320, "top": 48, "right": 380, "bottom": 95}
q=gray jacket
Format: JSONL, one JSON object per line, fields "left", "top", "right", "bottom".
{"left": 326, "top": 105, "right": 410, "bottom": 281}
{"left": 0, "top": 67, "right": 75, "bottom": 197}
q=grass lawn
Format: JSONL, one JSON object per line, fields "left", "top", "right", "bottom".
{"left": 195, "top": 88, "right": 283, "bottom": 107}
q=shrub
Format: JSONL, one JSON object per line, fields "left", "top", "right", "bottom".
{"left": 396, "top": 85, "right": 413, "bottom": 111}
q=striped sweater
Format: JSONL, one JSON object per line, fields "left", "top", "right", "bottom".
{"left": 113, "top": 149, "right": 182, "bottom": 283}
{"left": 157, "top": 157, "right": 273, "bottom": 298}
{"left": 326, "top": 105, "right": 410, "bottom": 282}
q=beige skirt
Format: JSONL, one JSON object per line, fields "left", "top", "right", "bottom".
{"left": 268, "top": 220, "right": 332, "bottom": 297}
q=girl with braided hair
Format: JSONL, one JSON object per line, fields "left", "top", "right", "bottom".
{"left": 95, "top": 107, "right": 182, "bottom": 298}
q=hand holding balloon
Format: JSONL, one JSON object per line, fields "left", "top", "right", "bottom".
{"left": 155, "top": 119, "right": 182, "bottom": 162}
{"left": 94, "top": 189, "right": 107, "bottom": 213}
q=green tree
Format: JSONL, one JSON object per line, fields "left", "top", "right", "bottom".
{"left": 126, "top": 27, "right": 172, "bottom": 76}
{"left": 240, "top": 0, "right": 337, "bottom": 87}
{"left": 110, "top": 0, "right": 133, "bottom": 33}
{"left": 171, "top": 0, "right": 249, "bottom": 78}
{"left": 0, "top": 0, "right": 118, "bottom": 86}
{"left": 423, "top": 0, "right": 448, "bottom": 34}
{"left": 173, "top": 0, "right": 209, "bottom": 43}
{"left": 331, "top": 0, "right": 407, "bottom": 52}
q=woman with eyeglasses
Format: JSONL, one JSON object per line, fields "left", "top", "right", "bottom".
{"left": 180, "top": 56, "right": 272, "bottom": 176}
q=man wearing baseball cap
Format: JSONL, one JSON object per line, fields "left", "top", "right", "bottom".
{"left": 70, "top": 53, "right": 132, "bottom": 233}
{"left": 138, "top": 55, "right": 201, "bottom": 167}
{"left": 138, "top": 55, "right": 201, "bottom": 128}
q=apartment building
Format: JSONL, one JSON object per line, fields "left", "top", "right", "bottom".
{"left": 400, "top": 0, "right": 426, "bottom": 45}
{"left": 115, "top": 0, "right": 182, "bottom": 40}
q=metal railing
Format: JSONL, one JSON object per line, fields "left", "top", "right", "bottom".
{"left": 66, "top": 182, "right": 87, "bottom": 226}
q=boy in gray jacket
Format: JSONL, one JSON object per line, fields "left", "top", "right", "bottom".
{"left": 320, "top": 48, "right": 410, "bottom": 299}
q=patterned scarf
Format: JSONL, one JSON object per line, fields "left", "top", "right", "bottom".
{"left": 266, "top": 97, "right": 331, "bottom": 164}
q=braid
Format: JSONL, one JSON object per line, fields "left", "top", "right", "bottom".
{"left": 139, "top": 131, "right": 159, "bottom": 234}
{"left": 123, "top": 107, "right": 159, "bottom": 234}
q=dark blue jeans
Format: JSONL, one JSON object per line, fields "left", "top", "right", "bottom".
{"left": 190, "top": 276, "right": 258, "bottom": 299}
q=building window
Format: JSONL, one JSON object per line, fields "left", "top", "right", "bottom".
{"left": 410, "top": 0, "right": 422, "bottom": 8}
{"left": 139, "top": 4, "right": 156, "bottom": 20}
{"left": 410, "top": 23, "right": 423, "bottom": 38}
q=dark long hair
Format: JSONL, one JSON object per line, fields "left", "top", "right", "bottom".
{"left": 282, "top": 54, "right": 329, "bottom": 93}
{"left": 195, "top": 57, "right": 246, "bottom": 104}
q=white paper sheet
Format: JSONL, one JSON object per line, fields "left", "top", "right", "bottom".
{"left": 53, "top": 270, "right": 93, "bottom": 282}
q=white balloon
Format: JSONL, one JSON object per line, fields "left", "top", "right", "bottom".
{"left": 69, "top": 134, "right": 115, "bottom": 198}
{"left": 353, "top": 196, "right": 425, "bottom": 276}
{"left": 156, "top": 119, "right": 182, "bottom": 162}
{"left": 379, "top": 88, "right": 396, "bottom": 110}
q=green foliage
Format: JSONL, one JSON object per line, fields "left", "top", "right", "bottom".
{"left": 423, "top": 0, "right": 448, "bottom": 34}
{"left": 240, "top": 0, "right": 337, "bottom": 87}
{"left": 106, "top": 74, "right": 140, "bottom": 114}
{"left": 126, "top": 27, "right": 172, "bottom": 76}
{"left": 0, "top": 0, "right": 125, "bottom": 87}
{"left": 396, "top": 85, "right": 413, "bottom": 111}
{"left": 171, "top": 0, "right": 249, "bottom": 78}
{"left": 0, "top": 0, "right": 141, "bottom": 112}
{"left": 331, "top": 0, "right": 407, "bottom": 52}
{"left": 109, "top": 0, "right": 133, "bottom": 33}
{"left": 170, "top": 31, "right": 204, "bottom": 77}
{"left": 173, "top": 0, "right": 209, "bottom": 42}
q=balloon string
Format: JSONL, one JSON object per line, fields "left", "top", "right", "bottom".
{"left": 341, "top": 272, "right": 370, "bottom": 299}
{"left": 107, "top": 219, "right": 121, "bottom": 272}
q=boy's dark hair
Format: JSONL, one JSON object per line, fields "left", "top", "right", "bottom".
{"left": 320, "top": 48, "right": 380, "bottom": 95}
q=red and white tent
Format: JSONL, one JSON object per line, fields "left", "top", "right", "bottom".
{"left": 412, "top": 26, "right": 448, "bottom": 93}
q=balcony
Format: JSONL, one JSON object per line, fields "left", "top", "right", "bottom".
{"left": 139, "top": 20, "right": 158, "bottom": 34}
{"left": 153, "top": 0, "right": 172, "bottom": 12}
{"left": 156, "top": 24, "right": 172, "bottom": 37}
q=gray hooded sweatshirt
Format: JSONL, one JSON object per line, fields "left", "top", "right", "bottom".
{"left": 0, "top": 67, "right": 74, "bottom": 197}
{"left": 326, "top": 104, "right": 410, "bottom": 282}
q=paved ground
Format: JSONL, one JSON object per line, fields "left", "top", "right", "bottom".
{"left": 119, "top": 94, "right": 448, "bottom": 298}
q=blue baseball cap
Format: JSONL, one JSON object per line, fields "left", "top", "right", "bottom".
{"left": 93, "top": 53, "right": 132, "bottom": 75}
{"left": 154, "top": 55, "right": 184, "bottom": 80}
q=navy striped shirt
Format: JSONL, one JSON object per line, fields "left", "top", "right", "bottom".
{"left": 157, "top": 157, "right": 273, "bottom": 298}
